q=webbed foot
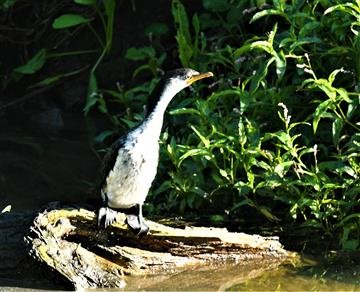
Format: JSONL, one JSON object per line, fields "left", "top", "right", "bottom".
{"left": 98, "top": 207, "right": 118, "bottom": 228}
{"left": 125, "top": 214, "right": 149, "bottom": 237}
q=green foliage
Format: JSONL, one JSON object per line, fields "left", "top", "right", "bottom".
{"left": 1, "top": 0, "right": 116, "bottom": 97}
{"left": 109, "top": 0, "right": 359, "bottom": 250}
{"left": 52, "top": 14, "right": 92, "bottom": 29}
{"left": 125, "top": 46, "right": 166, "bottom": 77}
{"left": 13, "top": 49, "right": 47, "bottom": 75}
{"left": 0, "top": 0, "right": 17, "bottom": 10}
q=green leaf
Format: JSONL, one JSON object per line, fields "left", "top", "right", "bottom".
{"left": 318, "top": 161, "right": 345, "bottom": 172}
{"left": 336, "top": 87, "right": 351, "bottom": 103}
{"left": 289, "top": 37, "right": 322, "bottom": 51}
{"left": 14, "top": 49, "right": 47, "bottom": 74}
{"left": 172, "top": 0, "right": 191, "bottom": 44}
{"left": 250, "top": 57, "right": 274, "bottom": 93}
{"left": 52, "top": 14, "right": 91, "bottom": 29}
{"left": 84, "top": 71, "right": 98, "bottom": 115}
{"left": 176, "top": 33, "right": 193, "bottom": 67}
{"left": 170, "top": 108, "right": 201, "bottom": 116}
{"left": 275, "top": 50, "right": 286, "bottom": 80}
{"left": 144, "top": 23, "right": 169, "bottom": 36}
{"left": 346, "top": 95, "right": 359, "bottom": 119}
{"left": 324, "top": 3, "right": 360, "bottom": 17}
{"left": 238, "top": 118, "right": 247, "bottom": 146}
{"left": 273, "top": 0, "right": 285, "bottom": 11}
{"left": 259, "top": 206, "right": 281, "bottom": 222}
{"left": 203, "top": 0, "right": 230, "bottom": 12}
{"left": 104, "top": 0, "right": 115, "bottom": 17}
{"left": 219, "top": 168, "right": 229, "bottom": 179}
{"left": 313, "top": 99, "right": 333, "bottom": 133}
{"left": 299, "top": 21, "right": 320, "bottom": 38}
{"left": 94, "top": 130, "right": 113, "bottom": 144}
{"left": 329, "top": 68, "right": 343, "bottom": 85}
{"left": 332, "top": 117, "right": 344, "bottom": 145}
{"left": 125, "top": 47, "right": 155, "bottom": 61}
{"left": 74, "top": 0, "right": 96, "bottom": 5}
{"left": 340, "top": 213, "right": 360, "bottom": 225}
{"left": 178, "top": 148, "right": 210, "bottom": 166}
{"left": 31, "top": 66, "right": 86, "bottom": 88}
{"left": 250, "top": 9, "right": 285, "bottom": 24}
{"left": 233, "top": 41, "right": 273, "bottom": 57}
{"left": 192, "top": 13, "right": 200, "bottom": 53}
{"left": 190, "top": 125, "right": 210, "bottom": 148}
{"left": 274, "top": 161, "right": 293, "bottom": 177}
{"left": 314, "top": 79, "right": 338, "bottom": 101}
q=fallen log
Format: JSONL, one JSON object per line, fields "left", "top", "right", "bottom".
{"left": 24, "top": 202, "right": 296, "bottom": 289}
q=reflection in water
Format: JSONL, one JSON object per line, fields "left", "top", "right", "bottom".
{"left": 122, "top": 257, "right": 360, "bottom": 291}
{"left": 0, "top": 249, "right": 359, "bottom": 290}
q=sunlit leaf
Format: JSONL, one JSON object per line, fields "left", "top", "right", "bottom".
{"left": 178, "top": 148, "right": 210, "bottom": 166}
{"left": 190, "top": 125, "right": 210, "bottom": 148}
{"left": 170, "top": 108, "right": 201, "bottom": 116}
{"left": 313, "top": 99, "right": 333, "bottom": 133}
{"left": 329, "top": 68, "right": 344, "bottom": 84}
{"left": 250, "top": 9, "right": 285, "bottom": 23}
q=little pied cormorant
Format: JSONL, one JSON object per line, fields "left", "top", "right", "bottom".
{"left": 97, "top": 68, "right": 214, "bottom": 236}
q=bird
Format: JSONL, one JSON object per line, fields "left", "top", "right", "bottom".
{"left": 97, "top": 68, "right": 214, "bottom": 236}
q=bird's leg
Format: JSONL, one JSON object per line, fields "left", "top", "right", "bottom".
{"left": 98, "top": 206, "right": 118, "bottom": 228}
{"left": 125, "top": 204, "right": 149, "bottom": 237}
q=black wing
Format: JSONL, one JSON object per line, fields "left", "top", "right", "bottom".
{"left": 94, "top": 136, "right": 126, "bottom": 199}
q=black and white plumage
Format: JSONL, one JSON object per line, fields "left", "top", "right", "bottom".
{"left": 97, "top": 68, "right": 213, "bottom": 236}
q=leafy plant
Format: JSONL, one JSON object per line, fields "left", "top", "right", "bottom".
{"left": 53, "top": 0, "right": 358, "bottom": 250}
{"left": 146, "top": 0, "right": 359, "bottom": 250}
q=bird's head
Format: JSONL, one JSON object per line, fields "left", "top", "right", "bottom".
{"left": 164, "top": 68, "right": 214, "bottom": 92}
{"left": 146, "top": 68, "right": 214, "bottom": 117}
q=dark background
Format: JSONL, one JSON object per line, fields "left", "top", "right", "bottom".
{"left": 0, "top": 0, "right": 200, "bottom": 211}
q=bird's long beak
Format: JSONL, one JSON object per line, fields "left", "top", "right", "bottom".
{"left": 187, "top": 71, "right": 214, "bottom": 85}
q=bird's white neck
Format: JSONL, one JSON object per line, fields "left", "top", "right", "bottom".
{"left": 138, "top": 82, "right": 183, "bottom": 140}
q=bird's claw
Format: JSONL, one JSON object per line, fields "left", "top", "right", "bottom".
{"left": 98, "top": 207, "right": 118, "bottom": 228}
{"left": 126, "top": 214, "right": 149, "bottom": 237}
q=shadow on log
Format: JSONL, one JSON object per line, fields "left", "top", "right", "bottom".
{"left": 24, "top": 202, "right": 297, "bottom": 289}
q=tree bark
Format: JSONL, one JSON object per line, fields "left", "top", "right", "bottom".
{"left": 20, "top": 202, "right": 296, "bottom": 289}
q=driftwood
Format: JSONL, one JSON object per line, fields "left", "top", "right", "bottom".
{"left": 21, "top": 202, "right": 296, "bottom": 290}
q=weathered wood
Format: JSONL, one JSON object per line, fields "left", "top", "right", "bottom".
{"left": 23, "top": 202, "right": 295, "bottom": 289}
{"left": 0, "top": 209, "right": 67, "bottom": 289}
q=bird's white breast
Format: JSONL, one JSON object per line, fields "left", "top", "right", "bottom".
{"left": 103, "top": 128, "right": 160, "bottom": 209}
